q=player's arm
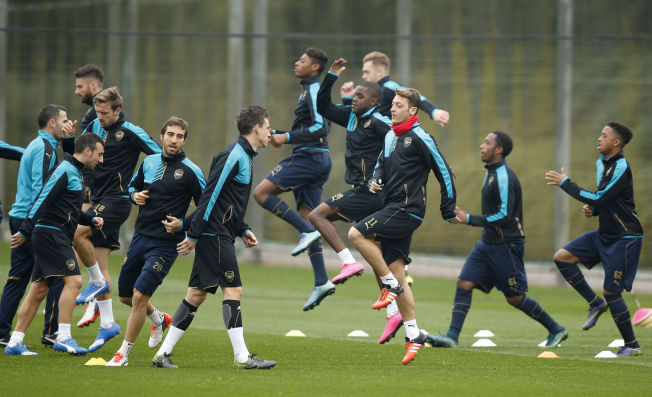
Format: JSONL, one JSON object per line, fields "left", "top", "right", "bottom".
{"left": 178, "top": 165, "right": 207, "bottom": 232}
{"left": 29, "top": 143, "right": 47, "bottom": 200}
{"left": 127, "top": 161, "right": 147, "bottom": 205}
{"left": 369, "top": 143, "right": 387, "bottom": 193}
{"left": 546, "top": 162, "right": 629, "bottom": 208}
{"left": 316, "top": 66, "right": 352, "bottom": 128}
{"left": 0, "top": 141, "right": 24, "bottom": 161}
{"left": 282, "top": 83, "right": 329, "bottom": 145}
{"left": 130, "top": 127, "right": 162, "bottom": 155}
{"left": 419, "top": 133, "right": 457, "bottom": 221}
{"left": 186, "top": 152, "right": 238, "bottom": 241}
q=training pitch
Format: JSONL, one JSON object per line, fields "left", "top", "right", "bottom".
{"left": 0, "top": 245, "right": 650, "bottom": 396}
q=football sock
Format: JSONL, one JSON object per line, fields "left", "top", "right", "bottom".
{"left": 8, "top": 331, "right": 25, "bottom": 347}
{"left": 514, "top": 295, "right": 558, "bottom": 331}
{"left": 87, "top": 263, "right": 105, "bottom": 284}
{"left": 380, "top": 273, "right": 399, "bottom": 289}
{"left": 222, "top": 300, "right": 243, "bottom": 329}
{"left": 605, "top": 293, "right": 639, "bottom": 348}
{"left": 171, "top": 299, "right": 197, "bottom": 331}
{"left": 148, "top": 308, "right": 164, "bottom": 327}
{"left": 97, "top": 299, "right": 115, "bottom": 328}
{"left": 404, "top": 319, "right": 420, "bottom": 340}
{"left": 118, "top": 340, "right": 134, "bottom": 356}
{"left": 448, "top": 288, "right": 472, "bottom": 337}
{"left": 386, "top": 300, "right": 399, "bottom": 318}
{"left": 157, "top": 326, "right": 184, "bottom": 356}
{"left": 56, "top": 323, "right": 71, "bottom": 340}
{"left": 261, "top": 195, "right": 315, "bottom": 233}
{"left": 555, "top": 261, "right": 598, "bottom": 304}
{"left": 336, "top": 248, "right": 356, "bottom": 266}
{"left": 227, "top": 327, "right": 250, "bottom": 362}
{"left": 308, "top": 241, "right": 329, "bottom": 286}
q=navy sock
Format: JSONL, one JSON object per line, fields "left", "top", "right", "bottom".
{"left": 515, "top": 295, "right": 559, "bottom": 332}
{"left": 555, "top": 261, "right": 600, "bottom": 305}
{"left": 308, "top": 241, "right": 329, "bottom": 286}
{"left": 261, "top": 195, "right": 314, "bottom": 233}
{"left": 605, "top": 293, "right": 639, "bottom": 347}
{"left": 222, "top": 299, "right": 243, "bottom": 329}
{"left": 448, "top": 288, "right": 472, "bottom": 339}
{"left": 171, "top": 299, "right": 197, "bottom": 331}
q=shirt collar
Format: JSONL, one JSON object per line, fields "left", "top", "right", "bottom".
{"left": 38, "top": 130, "right": 59, "bottom": 148}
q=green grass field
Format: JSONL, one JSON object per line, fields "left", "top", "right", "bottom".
{"left": 1, "top": 246, "right": 651, "bottom": 396}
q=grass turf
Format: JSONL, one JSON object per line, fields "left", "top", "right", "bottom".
{"left": 1, "top": 245, "right": 651, "bottom": 396}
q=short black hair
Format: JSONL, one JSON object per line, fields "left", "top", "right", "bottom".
{"left": 607, "top": 121, "right": 632, "bottom": 146}
{"left": 236, "top": 105, "right": 268, "bottom": 135}
{"left": 74, "top": 132, "right": 104, "bottom": 154}
{"left": 74, "top": 64, "right": 104, "bottom": 83}
{"left": 359, "top": 82, "right": 382, "bottom": 100}
{"left": 37, "top": 104, "right": 66, "bottom": 129}
{"left": 305, "top": 47, "right": 328, "bottom": 74}
{"left": 491, "top": 130, "right": 513, "bottom": 158}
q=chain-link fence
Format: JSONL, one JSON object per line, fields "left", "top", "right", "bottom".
{"left": 1, "top": 0, "right": 650, "bottom": 267}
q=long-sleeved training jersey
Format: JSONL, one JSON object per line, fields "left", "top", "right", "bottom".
{"left": 560, "top": 151, "right": 643, "bottom": 240}
{"left": 316, "top": 71, "right": 391, "bottom": 185}
{"left": 18, "top": 153, "right": 92, "bottom": 240}
{"left": 0, "top": 140, "right": 24, "bottom": 161}
{"left": 62, "top": 112, "right": 161, "bottom": 201}
{"left": 466, "top": 160, "right": 525, "bottom": 244}
{"left": 185, "top": 135, "right": 256, "bottom": 241}
{"left": 372, "top": 123, "right": 456, "bottom": 221}
{"left": 128, "top": 151, "right": 206, "bottom": 242}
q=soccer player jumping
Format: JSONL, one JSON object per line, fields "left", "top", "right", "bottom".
{"left": 545, "top": 122, "right": 643, "bottom": 357}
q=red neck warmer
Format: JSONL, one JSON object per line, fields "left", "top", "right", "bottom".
{"left": 391, "top": 115, "right": 419, "bottom": 136}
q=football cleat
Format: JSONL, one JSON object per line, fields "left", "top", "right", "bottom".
{"left": 425, "top": 332, "right": 458, "bottom": 348}
{"left": 616, "top": 346, "right": 642, "bottom": 357}
{"left": 77, "top": 300, "right": 100, "bottom": 327}
{"left": 105, "top": 352, "right": 128, "bottom": 366}
{"left": 583, "top": 300, "right": 608, "bottom": 330}
{"left": 148, "top": 312, "right": 172, "bottom": 348}
{"left": 302, "top": 281, "right": 335, "bottom": 311}
{"left": 545, "top": 326, "right": 568, "bottom": 347}
{"left": 331, "top": 262, "right": 364, "bottom": 285}
{"left": 152, "top": 352, "right": 178, "bottom": 368}
{"left": 291, "top": 231, "right": 322, "bottom": 256}
{"left": 88, "top": 322, "right": 121, "bottom": 352}
{"left": 233, "top": 354, "right": 277, "bottom": 369}
{"left": 75, "top": 281, "right": 110, "bottom": 305}
{"left": 378, "top": 313, "right": 403, "bottom": 344}
{"left": 4, "top": 342, "right": 38, "bottom": 356}
{"left": 41, "top": 333, "right": 56, "bottom": 347}
{"left": 372, "top": 284, "right": 403, "bottom": 310}
{"left": 402, "top": 333, "right": 427, "bottom": 365}
{"left": 54, "top": 337, "right": 88, "bottom": 355}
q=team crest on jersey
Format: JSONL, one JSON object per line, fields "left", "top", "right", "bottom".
{"left": 364, "top": 119, "right": 371, "bottom": 128}
{"left": 66, "top": 259, "right": 76, "bottom": 271}
{"left": 115, "top": 130, "right": 125, "bottom": 141}
{"left": 330, "top": 193, "right": 344, "bottom": 201}
{"left": 614, "top": 270, "right": 623, "bottom": 280}
{"left": 271, "top": 165, "right": 283, "bottom": 176}
{"left": 488, "top": 175, "right": 495, "bottom": 185}
{"left": 174, "top": 169, "right": 184, "bottom": 180}
{"left": 404, "top": 137, "right": 412, "bottom": 147}
{"left": 225, "top": 271, "right": 235, "bottom": 282}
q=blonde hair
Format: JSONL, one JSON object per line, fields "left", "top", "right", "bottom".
{"left": 93, "top": 86, "right": 123, "bottom": 110}
{"left": 363, "top": 51, "right": 390, "bottom": 72}
{"left": 395, "top": 88, "right": 421, "bottom": 109}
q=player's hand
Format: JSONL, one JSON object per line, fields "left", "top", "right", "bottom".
{"left": 92, "top": 216, "right": 104, "bottom": 230}
{"left": 545, "top": 167, "right": 568, "bottom": 185}
{"left": 453, "top": 206, "right": 466, "bottom": 223}
{"left": 269, "top": 134, "right": 286, "bottom": 148}
{"left": 162, "top": 215, "right": 181, "bottom": 233}
{"left": 62, "top": 120, "right": 78, "bottom": 137}
{"left": 177, "top": 238, "right": 197, "bottom": 255}
{"left": 340, "top": 81, "right": 355, "bottom": 97}
{"left": 369, "top": 179, "right": 383, "bottom": 193}
{"left": 582, "top": 204, "right": 594, "bottom": 218}
{"left": 433, "top": 109, "right": 450, "bottom": 127}
{"left": 241, "top": 231, "right": 258, "bottom": 248}
{"left": 10, "top": 233, "right": 26, "bottom": 249}
{"left": 329, "top": 58, "right": 347, "bottom": 76}
{"left": 450, "top": 167, "right": 457, "bottom": 180}
{"left": 133, "top": 190, "right": 150, "bottom": 205}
